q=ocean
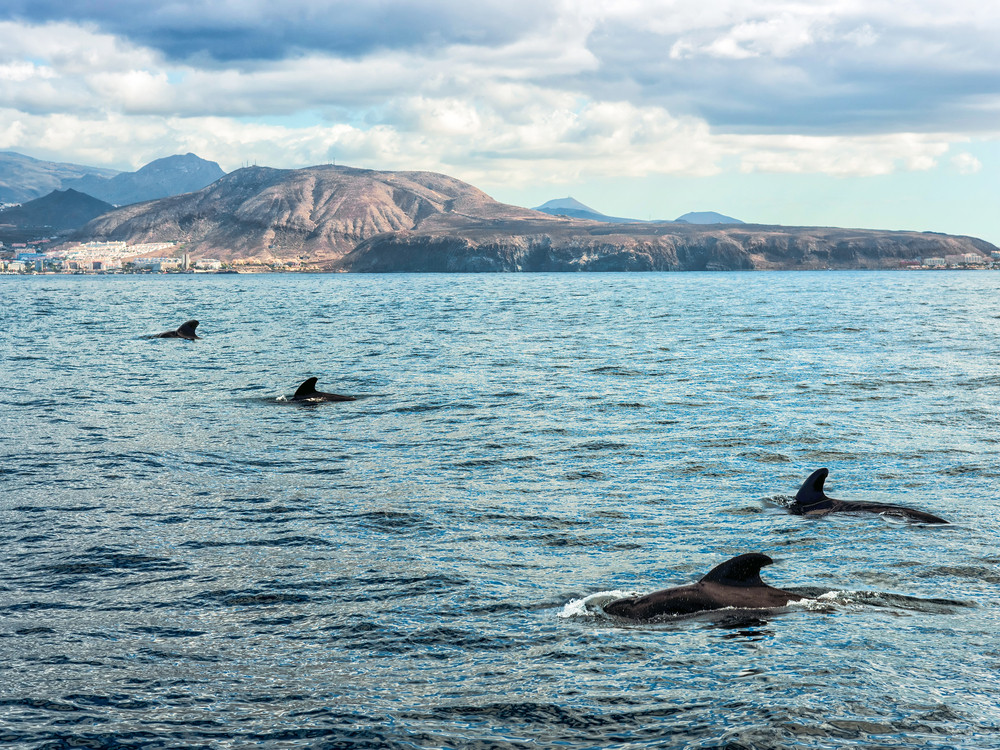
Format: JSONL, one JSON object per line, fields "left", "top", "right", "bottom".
{"left": 2, "top": 271, "right": 999, "bottom": 749}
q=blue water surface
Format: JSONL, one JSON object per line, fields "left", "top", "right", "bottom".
{"left": 1, "top": 271, "right": 999, "bottom": 749}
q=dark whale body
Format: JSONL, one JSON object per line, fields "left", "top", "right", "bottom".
{"left": 149, "top": 320, "right": 200, "bottom": 340}
{"left": 603, "top": 553, "right": 807, "bottom": 621}
{"left": 788, "top": 468, "right": 948, "bottom": 524}
{"left": 291, "top": 377, "right": 356, "bottom": 403}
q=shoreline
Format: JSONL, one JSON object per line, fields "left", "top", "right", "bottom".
{"left": 2, "top": 265, "right": 1000, "bottom": 276}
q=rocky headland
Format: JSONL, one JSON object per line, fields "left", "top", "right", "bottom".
{"left": 338, "top": 221, "right": 998, "bottom": 272}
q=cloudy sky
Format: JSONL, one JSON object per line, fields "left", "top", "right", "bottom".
{"left": 2, "top": 1, "right": 999, "bottom": 240}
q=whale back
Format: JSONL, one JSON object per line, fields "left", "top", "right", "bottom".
{"left": 790, "top": 468, "right": 948, "bottom": 523}
{"left": 294, "top": 377, "right": 320, "bottom": 399}
{"left": 793, "top": 467, "right": 832, "bottom": 508}
{"left": 176, "top": 320, "right": 200, "bottom": 339}
{"left": 699, "top": 553, "right": 772, "bottom": 588}
{"left": 603, "top": 553, "right": 801, "bottom": 620}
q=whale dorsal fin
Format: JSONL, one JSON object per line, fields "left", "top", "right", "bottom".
{"left": 700, "top": 553, "right": 772, "bottom": 587}
{"left": 795, "top": 467, "right": 830, "bottom": 506}
{"left": 294, "top": 377, "right": 319, "bottom": 398}
{"left": 177, "top": 320, "right": 199, "bottom": 337}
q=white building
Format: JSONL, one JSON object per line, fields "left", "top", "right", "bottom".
{"left": 130, "top": 257, "right": 182, "bottom": 271}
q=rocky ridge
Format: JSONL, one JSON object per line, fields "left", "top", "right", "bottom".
{"left": 0, "top": 152, "right": 119, "bottom": 204}
{"left": 62, "top": 153, "right": 225, "bottom": 205}
{"left": 0, "top": 189, "right": 114, "bottom": 232}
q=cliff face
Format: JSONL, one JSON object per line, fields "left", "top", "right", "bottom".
{"left": 338, "top": 231, "right": 756, "bottom": 272}
{"left": 337, "top": 222, "right": 995, "bottom": 272}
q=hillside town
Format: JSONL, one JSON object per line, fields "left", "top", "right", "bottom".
{"left": 0, "top": 240, "right": 231, "bottom": 273}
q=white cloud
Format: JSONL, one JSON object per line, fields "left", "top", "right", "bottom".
{"left": 734, "top": 133, "right": 952, "bottom": 176}
{"left": 0, "top": 61, "right": 54, "bottom": 82}
{"left": 88, "top": 70, "right": 173, "bottom": 113}
{"left": 0, "top": 5, "right": 998, "bottom": 188}
{"left": 951, "top": 152, "right": 983, "bottom": 174}
{"left": 0, "top": 99, "right": 971, "bottom": 191}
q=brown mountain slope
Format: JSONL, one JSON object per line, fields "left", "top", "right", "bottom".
{"left": 73, "top": 165, "right": 555, "bottom": 263}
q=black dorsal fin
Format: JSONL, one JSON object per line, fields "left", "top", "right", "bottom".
{"left": 177, "top": 320, "right": 199, "bottom": 337}
{"left": 795, "top": 467, "right": 830, "bottom": 505}
{"left": 700, "top": 553, "right": 773, "bottom": 587}
{"left": 294, "top": 377, "right": 319, "bottom": 398}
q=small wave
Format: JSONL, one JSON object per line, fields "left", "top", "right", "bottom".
{"left": 391, "top": 403, "right": 449, "bottom": 413}
{"left": 817, "top": 590, "right": 971, "bottom": 613}
{"left": 181, "top": 535, "right": 332, "bottom": 549}
{"left": 587, "top": 366, "right": 644, "bottom": 376}
{"left": 452, "top": 455, "right": 538, "bottom": 468}
{"left": 194, "top": 588, "right": 314, "bottom": 607}
{"left": 739, "top": 450, "right": 792, "bottom": 464}
{"left": 560, "top": 590, "right": 641, "bottom": 618}
{"left": 0, "top": 601, "right": 86, "bottom": 614}
{"left": 799, "top": 449, "right": 861, "bottom": 460}
{"left": 762, "top": 494, "right": 795, "bottom": 508}
{"left": 572, "top": 440, "right": 629, "bottom": 451}
{"left": 129, "top": 626, "right": 206, "bottom": 638}
{"left": 939, "top": 464, "right": 989, "bottom": 476}
{"left": 341, "top": 510, "right": 438, "bottom": 534}
{"left": 38, "top": 548, "right": 187, "bottom": 577}
{"left": 564, "top": 470, "right": 607, "bottom": 480}
{"left": 919, "top": 565, "right": 1000, "bottom": 584}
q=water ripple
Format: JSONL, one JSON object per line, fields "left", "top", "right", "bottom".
{"left": 3, "top": 271, "right": 1000, "bottom": 749}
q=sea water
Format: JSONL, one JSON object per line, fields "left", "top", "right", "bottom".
{"left": 2, "top": 271, "right": 999, "bottom": 749}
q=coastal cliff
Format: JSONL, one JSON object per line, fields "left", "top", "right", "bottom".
{"left": 337, "top": 221, "right": 995, "bottom": 272}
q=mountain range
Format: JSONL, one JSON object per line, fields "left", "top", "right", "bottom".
{"left": 532, "top": 197, "right": 743, "bottom": 225}
{"left": 2, "top": 150, "right": 994, "bottom": 271}
{"left": 0, "top": 189, "right": 114, "bottom": 232}
{"left": 0, "top": 152, "right": 119, "bottom": 204}
{"left": 532, "top": 197, "right": 648, "bottom": 223}
{"left": 62, "top": 154, "right": 225, "bottom": 205}
{"left": 0, "top": 152, "right": 225, "bottom": 207}
{"left": 68, "top": 163, "right": 997, "bottom": 271}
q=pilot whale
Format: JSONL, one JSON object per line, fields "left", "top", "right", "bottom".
{"left": 291, "top": 377, "right": 356, "bottom": 403}
{"left": 603, "top": 553, "right": 807, "bottom": 620}
{"left": 788, "top": 468, "right": 948, "bottom": 524}
{"left": 148, "top": 320, "right": 200, "bottom": 340}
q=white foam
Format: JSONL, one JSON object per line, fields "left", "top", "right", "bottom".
{"left": 559, "top": 590, "right": 639, "bottom": 619}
